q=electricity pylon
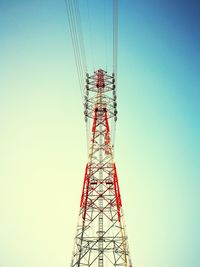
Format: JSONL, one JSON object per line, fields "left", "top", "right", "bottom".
{"left": 70, "top": 69, "right": 132, "bottom": 267}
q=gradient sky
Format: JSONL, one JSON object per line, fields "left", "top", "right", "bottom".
{"left": 0, "top": 1, "right": 200, "bottom": 267}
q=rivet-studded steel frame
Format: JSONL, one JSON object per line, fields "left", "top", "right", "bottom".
{"left": 71, "top": 69, "right": 132, "bottom": 267}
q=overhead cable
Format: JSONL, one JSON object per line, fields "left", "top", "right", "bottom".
{"left": 65, "top": 0, "right": 86, "bottom": 102}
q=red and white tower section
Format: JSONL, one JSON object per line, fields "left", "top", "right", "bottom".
{"left": 71, "top": 69, "right": 132, "bottom": 267}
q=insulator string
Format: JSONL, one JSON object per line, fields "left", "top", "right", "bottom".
{"left": 112, "top": 0, "right": 118, "bottom": 148}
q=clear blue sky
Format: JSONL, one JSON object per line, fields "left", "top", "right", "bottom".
{"left": 0, "top": 1, "right": 200, "bottom": 267}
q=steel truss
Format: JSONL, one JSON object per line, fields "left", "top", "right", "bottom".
{"left": 71, "top": 69, "right": 132, "bottom": 267}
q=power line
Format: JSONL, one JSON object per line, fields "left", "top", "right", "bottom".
{"left": 64, "top": 0, "right": 86, "bottom": 103}
{"left": 65, "top": 0, "right": 119, "bottom": 147}
{"left": 113, "top": 0, "right": 118, "bottom": 79}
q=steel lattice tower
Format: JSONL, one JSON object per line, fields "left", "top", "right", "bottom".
{"left": 71, "top": 69, "right": 132, "bottom": 267}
